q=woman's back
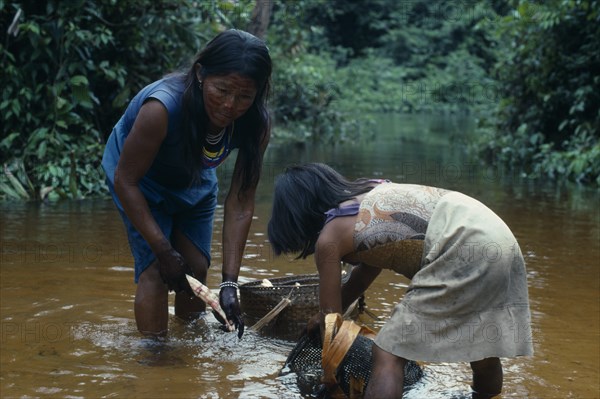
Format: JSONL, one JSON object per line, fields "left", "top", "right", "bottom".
{"left": 350, "top": 183, "right": 452, "bottom": 276}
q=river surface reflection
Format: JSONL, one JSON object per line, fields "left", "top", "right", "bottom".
{"left": 1, "top": 114, "right": 598, "bottom": 398}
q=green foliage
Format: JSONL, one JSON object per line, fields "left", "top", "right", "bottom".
{"left": 304, "top": 0, "right": 398, "bottom": 59}
{"left": 333, "top": 54, "right": 408, "bottom": 113}
{"left": 471, "top": 0, "right": 600, "bottom": 185}
{"left": 265, "top": 0, "right": 504, "bottom": 146}
{"left": 269, "top": 52, "right": 371, "bottom": 143}
{"left": 299, "top": 0, "right": 505, "bottom": 114}
{"left": 330, "top": 50, "right": 498, "bottom": 115}
{"left": 267, "top": 1, "right": 373, "bottom": 143}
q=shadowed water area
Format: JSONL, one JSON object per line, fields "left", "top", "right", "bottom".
{"left": 1, "top": 114, "right": 599, "bottom": 398}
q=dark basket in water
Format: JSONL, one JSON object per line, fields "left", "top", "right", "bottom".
{"left": 239, "top": 274, "right": 320, "bottom": 338}
{"left": 282, "top": 332, "right": 423, "bottom": 398}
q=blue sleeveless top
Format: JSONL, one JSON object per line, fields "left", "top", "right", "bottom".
{"left": 102, "top": 76, "right": 239, "bottom": 189}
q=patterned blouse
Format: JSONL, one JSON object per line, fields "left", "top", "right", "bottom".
{"left": 353, "top": 182, "right": 451, "bottom": 277}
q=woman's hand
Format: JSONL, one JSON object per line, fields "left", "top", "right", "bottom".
{"left": 303, "top": 311, "right": 323, "bottom": 338}
{"left": 155, "top": 247, "right": 192, "bottom": 293}
{"left": 218, "top": 286, "right": 245, "bottom": 338}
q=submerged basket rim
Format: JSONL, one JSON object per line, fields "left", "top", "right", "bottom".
{"left": 239, "top": 274, "right": 319, "bottom": 292}
{"left": 240, "top": 274, "right": 320, "bottom": 312}
{"left": 240, "top": 274, "right": 321, "bottom": 335}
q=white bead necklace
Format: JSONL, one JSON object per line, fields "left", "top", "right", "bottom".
{"left": 205, "top": 127, "right": 226, "bottom": 145}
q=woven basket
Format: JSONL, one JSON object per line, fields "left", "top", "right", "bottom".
{"left": 239, "top": 274, "right": 320, "bottom": 338}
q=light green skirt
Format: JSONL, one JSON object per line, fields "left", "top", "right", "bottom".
{"left": 375, "top": 192, "right": 534, "bottom": 362}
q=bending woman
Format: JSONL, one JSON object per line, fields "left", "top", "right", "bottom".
{"left": 268, "top": 163, "right": 533, "bottom": 398}
{"left": 102, "top": 29, "right": 272, "bottom": 338}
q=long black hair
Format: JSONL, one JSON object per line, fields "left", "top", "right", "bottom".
{"left": 181, "top": 29, "right": 272, "bottom": 192}
{"left": 268, "top": 163, "right": 376, "bottom": 259}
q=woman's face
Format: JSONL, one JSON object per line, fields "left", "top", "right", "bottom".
{"left": 199, "top": 71, "right": 258, "bottom": 130}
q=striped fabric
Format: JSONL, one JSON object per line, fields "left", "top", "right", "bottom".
{"left": 202, "top": 123, "right": 234, "bottom": 168}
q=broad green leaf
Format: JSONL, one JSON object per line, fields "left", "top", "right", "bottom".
{"left": 3, "top": 166, "right": 30, "bottom": 199}
{"left": 70, "top": 75, "right": 89, "bottom": 86}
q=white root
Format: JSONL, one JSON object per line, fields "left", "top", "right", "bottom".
{"left": 186, "top": 275, "right": 235, "bottom": 332}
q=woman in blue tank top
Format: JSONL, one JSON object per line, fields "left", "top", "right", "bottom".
{"left": 101, "top": 29, "right": 272, "bottom": 339}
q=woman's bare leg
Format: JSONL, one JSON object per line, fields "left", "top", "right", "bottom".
{"left": 172, "top": 229, "right": 208, "bottom": 321}
{"left": 470, "top": 357, "right": 503, "bottom": 398}
{"left": 135, "top": 260, "right": 169, "bottom": 337}
{"left": 364, "top": 344, "right": 406, "bottom": 399}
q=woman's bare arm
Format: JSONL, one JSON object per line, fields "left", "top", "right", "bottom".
{"left": 114, "top": 100, "right": 170, "bottom": 253}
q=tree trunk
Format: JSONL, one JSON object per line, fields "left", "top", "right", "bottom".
{"left": 247, "top": 0, "right": 273, "bottom": 39}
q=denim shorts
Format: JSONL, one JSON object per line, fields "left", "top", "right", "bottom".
{"left": 106, "top": 168, "right": 218, "bottom": 283}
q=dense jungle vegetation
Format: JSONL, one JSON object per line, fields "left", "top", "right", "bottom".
{"left": 0, "top": 0, "right": 598, "bottom": 200}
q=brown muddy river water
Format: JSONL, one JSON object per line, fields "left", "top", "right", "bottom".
{"left": 1, "top": 114, "right": 599, "bottom": 398}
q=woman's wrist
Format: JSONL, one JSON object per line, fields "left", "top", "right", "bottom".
{"left": 150, "top": 237, "right": 172, "bottom": 255}
{"left": 219, "top": 281, "right": 239, "bottom": 289}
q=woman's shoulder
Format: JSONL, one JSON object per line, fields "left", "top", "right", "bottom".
{"left": 317, "top": 213, "right": 356, "bottom": 257}
{"left": 144, "top": 76, "right": 185, "bottom": 110}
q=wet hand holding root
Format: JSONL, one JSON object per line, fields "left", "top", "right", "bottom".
{"left": 157, "top": 248, "right": 192, "bottom": 293}
{"left": 219, "top": 285, "right": 245, "bottom": 338}
{"left": 185, "top": 275, "right": 235, "bottom": 333}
